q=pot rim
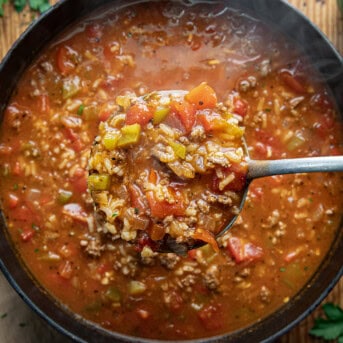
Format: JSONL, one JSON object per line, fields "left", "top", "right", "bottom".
{"left": 0, "top": 1, "right": 342, "bottom": 342}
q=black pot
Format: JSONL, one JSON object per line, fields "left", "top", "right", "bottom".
{"left": 0, "top": 1, "right": 342, "bottom": 342}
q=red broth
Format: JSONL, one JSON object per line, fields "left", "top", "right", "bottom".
{"left": 0, "top": 2, "right": 342, "bottom": 340}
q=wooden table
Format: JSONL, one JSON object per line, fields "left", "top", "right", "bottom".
{"left": 0, "top": 1, "right": 342, "bottom": 342}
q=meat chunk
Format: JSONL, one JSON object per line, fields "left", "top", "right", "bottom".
{"left": 158, "top": 253, "right": 181, "bottom": 270}
{"left": 203, "top": 265, "right": 220, "bottom": 290}
{"left": 84, "top": 236, "right": 104, "bottom": 257}
{"left": 260, "top": 285, "right": 272, "bottom": 304}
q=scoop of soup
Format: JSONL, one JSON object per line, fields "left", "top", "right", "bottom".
{"left": 88, "top": 84, "right": 247, "bottom": 252}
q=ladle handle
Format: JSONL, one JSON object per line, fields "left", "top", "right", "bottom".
{"left": 247, "top": 156, "right": 343, "bottom": 180}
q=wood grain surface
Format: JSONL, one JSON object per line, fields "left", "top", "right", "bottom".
{"left": 0, "top": 0, "right": 342, "bottom": 342}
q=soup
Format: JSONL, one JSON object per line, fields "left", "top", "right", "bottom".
{"left": 0, "top": 1, "right": 342, "bottom": 340}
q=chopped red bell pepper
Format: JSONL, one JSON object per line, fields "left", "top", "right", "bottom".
{"left": 171, "top": 100, "right": 196, "bottom": 133}
{"left": 146, "top": 189, "right": 186, "bottom": 219}
{"left": 125, "top": 102, "right": 153, "bottom": 126}
{"left": 227, "top": 236, "right": 263, "bottom": 263}
{"left": 233, "top": 98, "right": 248, "bottom": 117}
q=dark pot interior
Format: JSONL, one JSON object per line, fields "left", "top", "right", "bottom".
{"left": 0, "top": 0, "right": 342, "bottom": 342}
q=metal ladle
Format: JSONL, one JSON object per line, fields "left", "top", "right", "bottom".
{"left": 161, "top": 153, "right": 343, "bottom": 254}
{"left": 145, "top": 90, "right": 343, "bottom": 253}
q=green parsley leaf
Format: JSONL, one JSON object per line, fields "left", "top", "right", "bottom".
{"left": 29, "top": 0, "right": 50, "bottom": 13}
{"left": 0, "top": 0, "right": 8, "bottom": 16}
{"left": 13, "top": 0, "right": 26, "bottom": 12}
{"left": 112, "top": 212, "right": 118, "bottom": 217}
{"left": 0, "top": 0, "right": 50, "bottom": 17}
{"left": 310, "top": 303, "right": 343, "bottom": 341}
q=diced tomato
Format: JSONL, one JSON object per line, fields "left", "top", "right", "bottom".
{"left": 146, "top": 189, "right": 186, "bottom": 219}
{"left": 12, "top": 161, "right": 22, "bottom": 176}
{"left": 227, "top": 236, "right": 264, "bottom": 263}
{"left": 185, "top": 83, "right": 217, "bottom": 110}
{"left": 56, "top": 45, "right": 76, "bottom": 76}
{"left": 171, "top": 100, "right": 196, "bottom": 133}
{"left": 187, "top": 249, "right": 197, "bottom": 260}
{"left": 128, "top": 184, "right": 148, "bottom": 213}
{"left": 280, "top": 71, "right": 307, "bottom": 94}
{"left": 212, "top": 163, "right": 247, "bottom": 193}
{"left": 15, "top": 205, "right": 32, "bottom": 222}
{"left": 20, "top": 229, "right": 35, "bottom": 242}
{"left": 135, "top": 232, "right": 156, "bottom": 252}
{"left": 251, "top": 128, "right": 282, "bottom": 159}
{"left": 198, "top": 304, "right": 223, "bottom": 331}
{"left": 85, "top": 23, "right": 103, "bottom": 40}
{"left": 98, "top": 110, "right": 112, "bottom": 122}
{"left": 233, "top": 98, "right": 248, "bottom": 117}
{"left": 64, "top": 128, "right": 83, "bottom": 152}
{"left": 192, "top": 229, "right": 219, "bottom": 252}
{"left": 58, "top": 260, "right": 73, "bottom": 280}
{"left": 125, "top": 102, "right": 153, "bottom": 125}
{"left": 64, "top": 127, "right": 78, "bottom": 141}
{"left": 8, "top": 193, "right": 19, "bottom": 209}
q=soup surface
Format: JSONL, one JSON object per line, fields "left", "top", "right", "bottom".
{"left": 0, "top": 1, "right": 343, "bottom": 340}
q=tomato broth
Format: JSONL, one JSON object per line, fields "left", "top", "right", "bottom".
{"left": 0, "top": 1, "right": 342, "bottom": 340}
